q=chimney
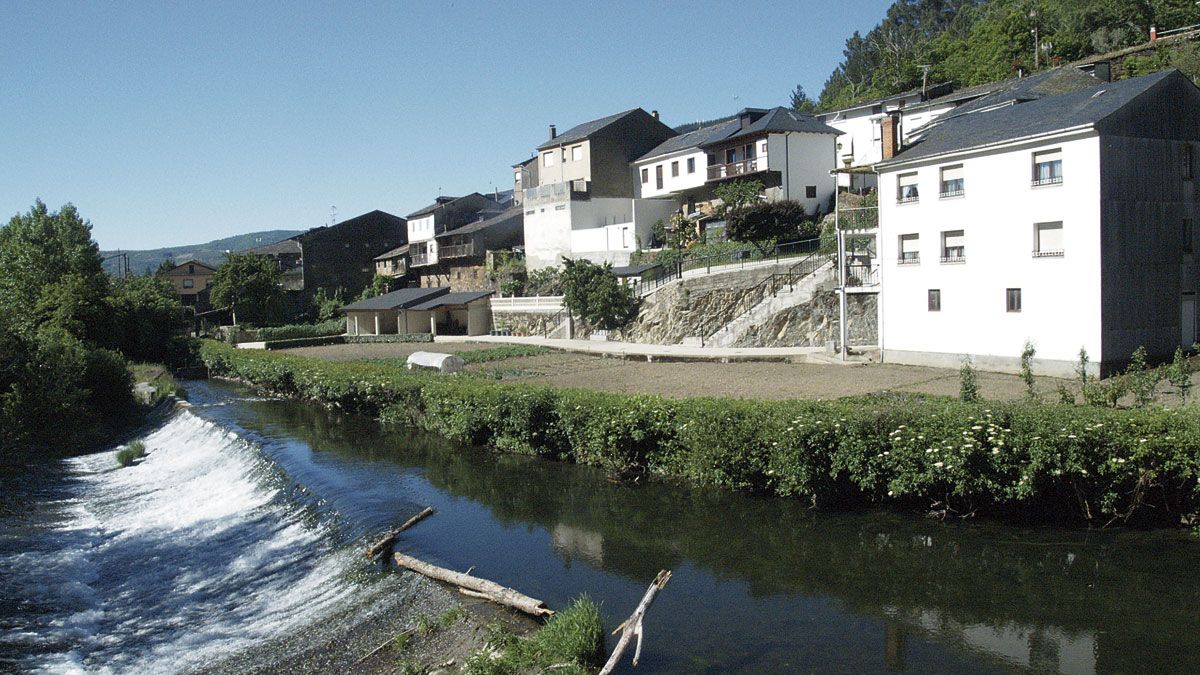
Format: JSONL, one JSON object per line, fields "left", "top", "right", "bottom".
{"left": 549, "top": 124, "right": 557, "bottom": 140}
{"left": 881, "top": 113, "right": 900, "bottom": 160}
{"left": 651, "top": 110, "right": 659, "bottom": 120}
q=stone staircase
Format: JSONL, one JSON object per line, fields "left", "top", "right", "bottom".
{"left": 704, "top": 260, "right": 836, "bottom": 347}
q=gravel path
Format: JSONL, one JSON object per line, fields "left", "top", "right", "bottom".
{"left": 282, "top": 342, "right": 1068, "bottom": 401}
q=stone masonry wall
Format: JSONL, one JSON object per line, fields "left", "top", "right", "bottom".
{"left": 491, "top": 311, "right": 563, "bottom": 337}
{"left": 615, "top": 267, "right": 786, "bottom": 345}
{"left": 732, "top": 290, "right": 878, "bottom": 348}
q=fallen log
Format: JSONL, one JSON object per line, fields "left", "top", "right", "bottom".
{"left": 366, "top": 506, "right": 435, "bottom": 559}
{"left": 599, "top": 569, "right": 671, "bottom": 675}
{"left": 393, "top": 552, "right": 554, "bottom": 618}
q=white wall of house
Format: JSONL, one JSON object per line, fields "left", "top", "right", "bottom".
{"left": 408, "top": 214, "right": 436, "bottom": 243}
{"left": 878, "top": 132, "right": 1103, "bottom": 376}
{"left": 525, "top": 196, "right": 677, "bottom": 269}
{"left": 635, "top": 149, "right": 708, "bottom": 198}
{"left": 765, "top": 131, "right": 836, "bottom": 215}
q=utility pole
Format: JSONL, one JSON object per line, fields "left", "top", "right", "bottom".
{"left": 1030, "top": 9, "right": 1040, "bottom": 69}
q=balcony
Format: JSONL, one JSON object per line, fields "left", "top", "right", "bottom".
{"left": 376, "top": 259, "right": 408, "bottom": 277}
{"left": 897, "top": 252, "right": 920, "bottom": 265}
{"left": 707, "top": 157, "right": 763, "bottom": 181}
{"left": 410, "top": 252, "right": 431, "bottom": 267}
{"left": 940, "top": 249, "right": 966, "bottom": 264}
{"left": 1031, "top": 176, "right": 1063, "bottom": 187}
{"left": 440, "top": 241, "right": 476, "bottom": 259}
{"left": 1032, "top": 249, "right": 1064, "bottom": 258}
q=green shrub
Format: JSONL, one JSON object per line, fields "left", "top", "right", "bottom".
{"left": 259, "top": 319, "right": 346, "bottom": 342}
{"left": 116, "top": 440, "right": 146, "bottom": 467}
{"left": 465, "top": 596, "right": 603, "bottom": 675}
{"left": 1126, "top": 346, "right": 1160, "bottom": 407}
{"left": 199, "top": 341, "right": 1200, "bottom": 526}
{"left": 1168, "top": 347, "right": 1195, "bottom": 403}
{"left": 1020, "top": 341, "right": 1037, "bottom": 399}
{"left": 959, "top": 357, "right": 979, "bottom": 402}
{"left": 264, "top": 335, "right": 347, "bottom": 350}
{"left": 456, "top": 345, "right": 553, "bottom": 364}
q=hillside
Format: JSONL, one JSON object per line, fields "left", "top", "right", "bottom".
{"left": 100, "top": 229, "right": 303, "bottom": 275}
{"left": 814, "top": 0, "right": 1200, "bottom": 111}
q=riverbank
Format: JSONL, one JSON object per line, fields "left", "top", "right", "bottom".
{"left": 200, "top": 341, "right": 1200, "bottom": 527}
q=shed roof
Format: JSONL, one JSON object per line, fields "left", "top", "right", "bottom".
{"left": 340, "top": 287, "right": 449, "bottom": 312}
{"left": 408, "top": 290, "right": 494, "bottom": 310}
{"left": 374, "top": 243, "right": 411, "bottom": 260}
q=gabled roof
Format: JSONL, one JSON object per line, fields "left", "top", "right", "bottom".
{"left": 435, "top": 206, "right": 522, "bottom": 237}
{"left": 880, "top": 69, "right": 1180, "bottom": 167}
{"left": 817, "top": 82, "right": 952, "bottom": 115}
{"left": 247, "top": 238, "right": 302, "bottom": 256}
{"left": 407, "top": 196, "right": 461, "bottom": 219}
{"left": 340, "top": 287, "right": 450, "bottom": 312}
{"left": 160, "top": 260, "right": 218, "bottom": 275}
{"left": 537, "top": 108, "right": 645, "bottom": 150}
{"left": 637, "top": 118, "right": 743, "bottom": 162}
{"left": 701, "top": 107, "right": 839, "bottom": 148}
{"left": 408, "top": 290, "right": 494, "bottom": 310}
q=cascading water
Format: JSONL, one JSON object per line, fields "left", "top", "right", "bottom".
{"left": 0, "top": 406, "right": 423, "bottom": 673}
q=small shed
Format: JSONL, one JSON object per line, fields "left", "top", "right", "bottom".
{"left": 340, "top": 287, "right": 451, "bottom": 335}
{"left": 406, "top": 291, "right": 494, "bottom": 336}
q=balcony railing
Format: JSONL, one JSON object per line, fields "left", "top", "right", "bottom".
{"left": 410, "top": 253, "right": 431, "bottom": 267}
{"left": 440, "top": 241, "right": 476, "bottom": 259}
{"left": 1032, "top": 249, "right": 1064, "bottom": 258}
{"left": 845, "top": 264, "right": 879, "bottom": 287}
{"left": 707, "top": 157, "right": 763, "bottom": 181}
{"left": 939, "top": 188, "right": 965, "bottom": 199}
{"left": 376, "top": 260, "right": 408, "bottom": 276}
{"left": 897, "top": 252, "right": 920, "bottom": 265}
{"left": 1031, "top": 176, "right": 1063, "bottom": 187}
{"left": 940, "top": 249, "right": 966, "bottom": 264}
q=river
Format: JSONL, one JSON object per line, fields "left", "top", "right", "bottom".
{"left": 2, "top": 379, "right": 1198, "bottom": 673}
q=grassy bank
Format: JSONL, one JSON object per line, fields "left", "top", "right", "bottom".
{"left": 199, "top": 341, "right": 1200, "bottom": 527}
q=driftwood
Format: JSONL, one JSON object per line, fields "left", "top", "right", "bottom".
{"left": 392, "top": 552, "right": 554, "bottom": 617}
{"left": 599, "top": 570, "right": 672, "bottom": 675}
{"left": 365, "top": 506, "right": 435, "bottom": 560}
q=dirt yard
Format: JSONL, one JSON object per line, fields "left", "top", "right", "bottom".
{"left": 282, "top": 342, "right": 1070, "bottom": 401}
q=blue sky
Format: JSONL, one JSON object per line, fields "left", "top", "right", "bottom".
{"left": 1, "top": 1, "right": 894, "bottom": 250}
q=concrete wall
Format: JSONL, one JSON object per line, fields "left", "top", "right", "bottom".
{"left": 347, "top": 309, "right": 401, "bottom": 336}
{"left": 538, "top": 140, "right": 592, "bottom": 190}
{"left": 408, "top": 214, "right": 436, "bottom": 243}
{"left": 878, "top": 133, "right": 1104, "bottom": 376}
{"left": 766, "top": 131, "right": 836, "bottom": 215}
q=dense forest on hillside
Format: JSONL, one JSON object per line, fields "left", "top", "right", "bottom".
{"left": 813, "top": 0, "right": 1200, "bottom": 110}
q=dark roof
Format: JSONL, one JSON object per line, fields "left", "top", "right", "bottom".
{"left": 881, "top": 69, "right": 1177, "bottom": 166}
{"left": 637, "top": 118, "right": 743, "bottom": 161}
{"left": 407, "top": 196, "right": 460, "bottom": 218}
{"left": 436, "top": 206, "right": 522, "bottom": 237}
{"left": 701, "top": 107, "right": 839, "bottom": 148}
{"left": 340, "top": 287, "right": 449, "bottom": 312}
{"left": 161, "top": 260, "right": 218, "bottom": 274}
{"left": 537, "top": 108, "right": 643, "bottom": 150}
{"left": 817, "top": 82, "right": 952, "bottom": 114}
{"left": 409, "top": 290, "right": 494, "bottom": 310}
{"left": 512, "top": 156, "right": 537, "bottom": 168}
{"left": 247, "top": 238, "right": 302, "bottom": 256}
{"left": 940, "top": 67, "right": 1101, "bottom": 118}
{"left": 374, "top": 243, "right": 411, "bottom": 260}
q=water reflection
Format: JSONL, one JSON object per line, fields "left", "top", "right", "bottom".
{"left": 204, "top": 382, "right": 1200, "bottom": 674}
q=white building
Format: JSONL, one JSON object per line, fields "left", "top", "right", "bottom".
{"left": 876, "top": 69, "right": 1200, "bottom": 376}
{"left": 633, "top": 107, "right": 841, "bottom": 220}
{"left": 405, "top": 193, "right": 503, "bottom": 269}
{"left": 521, "top": 108, "right": 678, "bottom": 270}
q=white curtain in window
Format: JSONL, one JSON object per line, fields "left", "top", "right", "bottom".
{"left": 943, "top": 231, "right": 965, "bottom": 248}
{"left": 941, "top": 165, "right": 963, "bottom": 182}
{"left": 900, "top": 234, "right": 919, "bottom": 254}
{"left": 1036, "top": 222, "right": 1063, "bottom": 250}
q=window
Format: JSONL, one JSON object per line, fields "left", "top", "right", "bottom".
{"left": 707, "top": 153, "right": 715, "bottom": 166}
{"left": 561, "top": 148, "right": 567, "bottom": 162}
{"left": 745, "top": 143, "right": 756, "bottom": 160}
{"left": 1032, "top": 149, "right": 1062, "bottom": 186}
{"left": 939, "top": 165, "right": 964, "bottom": 198}
{"left": 641, "top": 168, "right": 648, "bottom": 183}
{"left": 928, "top": 289, "right": 941, "bottom": 311}
{"left": 1006, "top": 288, "right": 1022, "bottom": 312}
{"left": 671, "top": 161, "right": 679, "bottom": 177}
{"left": 571, "top": 145, "right": 583, "bottom": 161}
{"left": 656, "top": 165, "right": 664, "bottom": 190}
{"left": 897, "top": 172, "right": 919, "bottom": 203}
{"left": 183, "top": 279, "right": 194, "bottom": 289}
{"left": 941, "top": 230, "right": 965, "bottom": 263}
{"left": 898, "top": 233, "right": 919, "bottom": 264}
{"left": 554, "top": 204, "right": 566, "bottom": 211}
{"left": 805, "top": 185, "right": 817, "bottom": 199}
{"left": 726, "top": 148, "right": 737, "bottom": 164}
{"left": 514, "top": 170, "right": 521, "bottom": 183}
{"left": 760, "top": 142, "right": 768, "bottom": 155}
{"left": 543, "top": 151, "right": 555, "bottom": 167}
{"left": 1034, "top": 222, "right": 1064, "bottom": 257}
{"left": 1185, "top": 144, "right": 1194, "bottom": 180}
{"left": 1185, "top": 218, "right": 1194, "bottom": 254}
{"left": 687, "top": 157, "right": 696, "bottom": 174}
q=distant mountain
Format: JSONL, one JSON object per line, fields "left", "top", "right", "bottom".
{"left": 101, "top": 229, "right": 304, "bottom": 275}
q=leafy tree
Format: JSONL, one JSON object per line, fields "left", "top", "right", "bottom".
{"left": 156, "top": 258, "right": 177, "bottom": 275}
{"left": 560, "top": 258, "right": 637, "bottom": 330}
{"left": 358, "top": 273, "right": 394, "bottom": 301}
{"left": 209, "top": 251, "right": 287, "bottom": 325}
{"left": 312, "top": 287, "right": 345, "bottom": 321}
{"left": 713, "top": 179, "right": 765, "bottom": 216}
{"left": 107, "top": 275, "right": 190, "bottom": 363}
{"left": 725, "top": 201, "right": 814, "bottom": 254}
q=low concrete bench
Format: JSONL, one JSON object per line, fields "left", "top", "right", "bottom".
{"left": 406, "top": 351, "right": 465, "bottom": 374}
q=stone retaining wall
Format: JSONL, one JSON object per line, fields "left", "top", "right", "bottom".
{"left": 732, "top": 290, "right": 877, "bottom": 348}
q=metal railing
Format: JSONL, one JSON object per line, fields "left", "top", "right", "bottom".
{"left": 1031, "top": 176, "right": 1063, "bottom": 187}
{"left": 897, "top": 252, "right": 920, "bottom": 265}
{"left": 845, "top": 264, "right": 880, "bottom": 287}
{"left": 410, "top": 252, "right": 431, "bottom": 267}
{"left": 680, "top": 237, "right": 823, "bottom": 275}
{"left": 1032, "top": 249, "right": 1064, "bottom": 258}
{"left": 719, "top": 250, "right": 831, "bottom": 333}
{"left": 490, "top": 295, "right": 564, "bottom": 312}
{"left": 543, "top": 306, "right": 568, "bottom": 338}
{"left": 628, "top": 261, "right": 683, "bottom": 297}
{"left": 706, "top": 158, "right": 762, "bottom": 181}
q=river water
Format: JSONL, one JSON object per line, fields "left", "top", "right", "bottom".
{"left": 2, "top": 379, "right": 1198, "bottom": 673}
